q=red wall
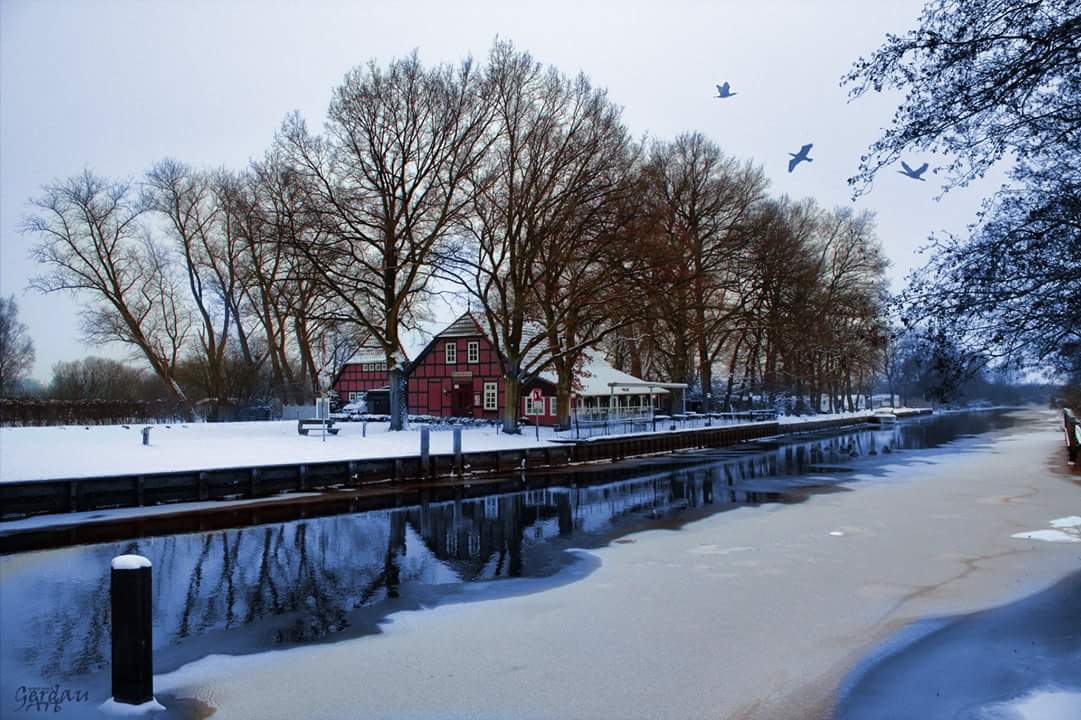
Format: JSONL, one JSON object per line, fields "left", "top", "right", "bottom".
{"left": 408, "top": 335, "right": 506, "bottom": 419}
{"left": 333, "top": 362, "right": 390, "bottom": 401}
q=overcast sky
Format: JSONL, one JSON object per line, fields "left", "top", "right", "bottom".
{"left": 1, "top": 0, "right": 1004, "bottom": 381}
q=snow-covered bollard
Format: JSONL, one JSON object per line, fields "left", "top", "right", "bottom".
{"left": 107, "top": 555, "right": 160, "bottom": 712}
{"left": 141, "top": 427, "right": 151, "bottom": 446}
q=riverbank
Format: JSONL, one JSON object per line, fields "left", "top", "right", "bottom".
{"left": 134, "top": 408, "right": 1078, "bottom": 719}
{"left": 0, "top": 411, "right": 919, "bottom": 520}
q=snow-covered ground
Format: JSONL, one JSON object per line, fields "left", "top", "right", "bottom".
{"left": 0, "top": 411, "right": 888, "bottom": 484}
{"left": 0, "top": 420, "right": 559, "bottom": 483}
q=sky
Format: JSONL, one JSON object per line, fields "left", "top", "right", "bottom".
{"left": 0, "top": 0, "right": 1006, "bottom": 381}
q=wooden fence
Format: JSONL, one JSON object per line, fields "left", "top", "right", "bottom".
{"left": 1065, "top": 408, "right": 1080, "bottom": 463}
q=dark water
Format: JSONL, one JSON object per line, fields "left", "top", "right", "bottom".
{"left": 0, "top": 411, "right": 1020, "bottom": 716}
{"left": 834, "top": 570, "right": 1081, "bottom": 719}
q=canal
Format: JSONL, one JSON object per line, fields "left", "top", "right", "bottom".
{"left": 0, "top": 411, "right": 1024, "bottom": 717}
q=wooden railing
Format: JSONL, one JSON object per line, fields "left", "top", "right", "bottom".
{"left": 1064, "top": 408, "right": 1080, "bottom": 463}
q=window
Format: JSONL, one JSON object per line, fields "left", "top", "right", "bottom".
{"left": 548, "top": 397, "right": 557, "bottom": 416}
{"left": 467, "top": 341, "right": 479, "bottom": 363}
{"left": 445, "top": 343, "right": 457, "bottom": 364}
{"left": 483, "top": 382, "right": 498, "bottom": 410}
{"left": 525, "top": 397, "right": 545, "bottom": 416}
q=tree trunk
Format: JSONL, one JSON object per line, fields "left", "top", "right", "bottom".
{"left": 555, "top": 369, "right": 574, "bottom": 429}
{"left": 502, "top": 375, "right": 522, "bottom": 435}
{"left": 388, "top": 366, "right": 407, "bottom": 431}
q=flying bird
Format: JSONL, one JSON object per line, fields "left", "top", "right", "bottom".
{"left": 788, "top": 143, "right": 814, "bottom": 172}
{"left": 899, "top": 160, "right": 929, "bottom": 180}
{"left": 715, "top": 82, "right": 737, "bottom": 98}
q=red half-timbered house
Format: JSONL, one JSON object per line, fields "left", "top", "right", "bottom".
{"left": 405, "top": 313, "right": 560, "bottom": 421}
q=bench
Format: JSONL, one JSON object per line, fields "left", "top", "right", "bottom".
{"left": 297, "top": 419, "right": 340, "bottom": 436}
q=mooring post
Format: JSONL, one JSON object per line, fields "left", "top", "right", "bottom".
{"left": 420, "top": 426, "right": 430, "bottom": 476}
{"left": 141, "top": 427, "right": 151, "bottom": 446}
{"left": 110, "top": 555, "right": 156, "bottom": 708}
{"left": 453, "top": 427, "right": 463, "bottom": 474}
{"left": 362, "top": 421, "right": 368, "bottom": 438}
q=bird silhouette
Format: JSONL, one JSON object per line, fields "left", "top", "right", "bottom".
{"left": 715, "top": 82, "right": 737, "bottom": 98}
{"left": 788, "top": 144, "right": 813, "bottom": 172}
{"left": 898, "top": 160, "right": 929, "bottom": 180}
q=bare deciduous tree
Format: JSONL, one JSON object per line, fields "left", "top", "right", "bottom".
{"left": 23, "top": 171, "right": 192, "bottom": 402}
{"left": 444, "top": 41, "right": 637, "bottom": 433}
{"left": 0, "top": 295, "right": 36, "bottom": 397}
{"left": 278, "top": 49, "right": 495, "bottom": 429}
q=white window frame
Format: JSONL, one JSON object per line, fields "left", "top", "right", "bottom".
{"left": 548, "top": 397, "right": 557, "bottom": 416}
{"left": 525, "top": 396, "right": 545, "bottom": 416}
{"left": 445, "top": 343, "right": 457, "bottom": 364}
{"left": 483, "top": 382, "right": 498, "bottom": 410}
{"left": 467, "top": 341, "right": 479, "bottom": 363}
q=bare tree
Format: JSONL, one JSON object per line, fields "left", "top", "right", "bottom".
{"left": 638, "top": 134, "right": 768, "bottom": 407}
{"left": 23, "top": 171, "right": 192, "bottom": 402}
{"left": 145, "top": 159, "right": 256, "bottom": 418}
{"left": 278, "top": 50, "right": 495, "bottom": 429}
{"left": 443, "top": 41, "right": 636, "bottom": 433}
{"left": 0, "top": 295, "right": 36, "bottom": 397}
{"left": 48, "top": 356, "right": 162, "bottom": 401}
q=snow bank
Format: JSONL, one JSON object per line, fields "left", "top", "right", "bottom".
{"left": 99, "top": 697, "right": 165, "bottom": 715}
{"left": 0, "top": 420, "right": 556, "bottom": 483}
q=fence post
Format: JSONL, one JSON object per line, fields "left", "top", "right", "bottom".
{"left": 110, "top": 555, "right": 157, "bottom": 708}
{"left": 420, "top": 426, "right": 430, "bottom": 476}
{"left": 453, "top": 427, "right": 463, "bottom": 474}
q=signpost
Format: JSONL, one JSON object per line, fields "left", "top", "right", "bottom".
{"left": 531, "top": 388, "right": 543, "bottom": 441}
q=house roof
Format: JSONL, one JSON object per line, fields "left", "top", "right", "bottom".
{"left": 341, "top": 312, "right": 666, "bottom": 398}
{"left": 538, "top": 355, "right": 668, "bottom": 397}
{"left": 435, "top": 313, "right": 485, "bottom": 338}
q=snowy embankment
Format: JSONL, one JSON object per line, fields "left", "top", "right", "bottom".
{"left": 0, "top": 409, "right": 911, "bottom": 484}
{"left": 0, "top": 420, "right": 556, "bottom": 483}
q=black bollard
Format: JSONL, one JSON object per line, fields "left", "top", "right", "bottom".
{"left": 141, "top": 427, "right": 151, "bottom": 446}
{"left": 452, "top": 427, "right": 462, "bottom": 474}
{"left": 111, "top": 555, "right": 154, "bottom": 706}
{"left": 420, "top": 426, "right": 430, "bottom": 476}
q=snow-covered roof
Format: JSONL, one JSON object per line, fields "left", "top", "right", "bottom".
{"left": 342, "top": 349, "right": 387, "bottom": 365}
{"left": 539, "top": 355, "right": 668, "bottom": 397}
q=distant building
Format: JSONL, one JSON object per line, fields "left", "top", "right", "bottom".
{"left": 406, "top": 313, "right": 666, "bottom": 425}
{"left": 332, "top": 313, "right": 667, "bottom": 424}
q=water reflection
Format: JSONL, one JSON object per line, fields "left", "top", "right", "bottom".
{"left": 0, "top": 411, "right": 1019, "bottom": 706}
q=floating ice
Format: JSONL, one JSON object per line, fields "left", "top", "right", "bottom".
{"left": 829, "top": 531, "right": 846, "bottom": 537}
{"left": 1011, "top": 517, "right": 1081, "bottom": 543}
{"left": 687, "top": 544, "right": 755, "bottom": 556}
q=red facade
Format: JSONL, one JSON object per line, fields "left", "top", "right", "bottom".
{"left": 406, "top": 314, "right": 560, "bottom": 423}
{"left": 408, "top": 330, "right": 506, "bottom": 420}
{"left": 332, "top": 356, "right": 389, "bottom": 403}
